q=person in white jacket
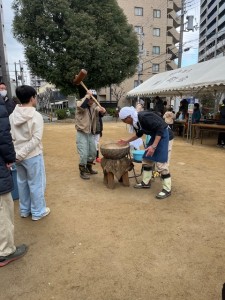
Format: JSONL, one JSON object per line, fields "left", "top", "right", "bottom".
{"left": 9, "top": 85, "right": 50, "bottom": 221}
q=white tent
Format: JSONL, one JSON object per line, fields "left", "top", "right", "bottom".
{"left": 127, "top": 56, "right": 225, "bottom": 97}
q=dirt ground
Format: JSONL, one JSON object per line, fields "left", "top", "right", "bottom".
{"left": 1, "top": 120, "right": 225, "bottom": 300}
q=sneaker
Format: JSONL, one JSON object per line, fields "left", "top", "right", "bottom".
{"left": 0, "top": 244, "right": 28, "bottom": 267}
{"left": 156, "top": 189, "right": 171, "bottom": 199}
{"left": 20, "top": 212, "right": 31, "bottom": 218}
{"left": 32, "top": 207, "right": 50, "bottom": 221}
{"left": 134, "top": 181, "right": 151, "bottom": 189}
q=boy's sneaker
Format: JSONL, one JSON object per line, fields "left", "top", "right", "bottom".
{"left": 0, "top": 244, "right": 28, "bottom": 267}
{"left": 20, "top": 212, "right": 31, "bottom": 218}
{"left": 32, "top": 207, "right": 50, "bottom": 221}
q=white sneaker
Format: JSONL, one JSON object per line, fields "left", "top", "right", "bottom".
{"left": 32, "top": 207, "right": 50, "bottom": 221}
{"left": 20, "top": 212, "right": 31, "bottom": 218}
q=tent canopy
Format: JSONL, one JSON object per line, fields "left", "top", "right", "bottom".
{"left": 127, "top": 56, "right": 225, "bottom": 97}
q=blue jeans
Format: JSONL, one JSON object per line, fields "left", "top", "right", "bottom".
{"left": 16, "top": 154, "right": 47, "bottom": 218}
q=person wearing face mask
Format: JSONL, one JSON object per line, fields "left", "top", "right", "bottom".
{"left": 0, "top": 94, "right": 28, "bottom": 266}
{"left": 0, "top": 82, "right": 16, "bottom": 115}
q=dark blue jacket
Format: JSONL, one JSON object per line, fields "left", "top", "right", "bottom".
{"left": 219, "top": 104, "right": 225, "bottom": 125}
{"left": 4, "top": 97, "right": 16, "bottom": 115}
{"left": 0, "top": 96, "right": 16, "bottom": 195}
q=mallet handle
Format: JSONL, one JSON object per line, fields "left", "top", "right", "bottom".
{"left": 80, "top": 81, "right": 101, "bottom": 107}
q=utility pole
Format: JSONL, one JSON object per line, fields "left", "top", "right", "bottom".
{"left": 0, "top": 2, "right": 12, "bottom": 98}
{"left": 19, "top": 60, "right": 25, "bottom": 85}
{"left": 137, "top": 32, "right": 144, "bottom": 86}
{"left": 14, "top": 62, "right": 18, "bottom": 87}
{"left": 178, "top": 0, "right": 185, "bottom": 68}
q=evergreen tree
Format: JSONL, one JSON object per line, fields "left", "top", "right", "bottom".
{"left": 12, "top": 0, "right": 139, "bottom": 95}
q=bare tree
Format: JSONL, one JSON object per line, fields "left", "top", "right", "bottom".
{"left": 37, "top": 88, "right": 53, "bottom": 113}
{"left": 111, "top": 85, "right": 126, "bottom": 106}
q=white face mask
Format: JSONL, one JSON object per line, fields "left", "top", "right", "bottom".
{"left": 0, "top": 90, "right": 7, "bottom": 97}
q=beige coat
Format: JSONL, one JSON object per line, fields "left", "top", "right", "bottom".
{"left": 75, "top": 97, "right": 101, "bottom": 134}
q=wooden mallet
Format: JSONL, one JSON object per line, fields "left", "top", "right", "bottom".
{"left": 73, "top": 69, "right": 101, "bottom": 107}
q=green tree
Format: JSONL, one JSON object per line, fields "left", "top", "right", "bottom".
{"left": 12, "top": 0, "right": 139, "bottom": 95}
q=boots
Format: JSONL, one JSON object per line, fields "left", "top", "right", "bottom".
{"left": 86, "top": 162, "right": 98, "bottom": 175}
{"left": 96, "top": 151, "right": 101, "bottom": 163}
{"left": 156, "top": 173, "right": 171, "bottom": 199}
{"left": 134, "top": 164, "right": 152, "bottom": 189}
{"left": 79, "top": 164, "right": 90, "bottom": 180}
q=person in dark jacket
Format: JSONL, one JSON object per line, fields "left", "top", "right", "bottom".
{"left": 217, "top": 99, "right": 225, "bottom": 147}
{"left": 119, "top": 106, "right": 173, "bottom": 199}
{"left": 154, "top": 96, "right": 164, "bottom": 116}
{"left": 0, "top": 82, "right": 16, "bottom": 115}
{"left": 0, "top": 95, "right": 27, "bottom": 267}
{"left": 192, "top": 103, "right": 201, "bottom": 139}
{"left": 94, "top": 111, "right": 105, "bottom": 163}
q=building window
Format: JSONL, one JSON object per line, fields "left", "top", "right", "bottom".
{"left": 153, "top": 9, "right": 161, "bottom": 18}
{"left": 152, "top": 46, "right": 160, "bottom": 55}
{"left": 152, "top": 64, "right": 159, "bottom": 73}
{"left": 134, "top": 80, "right": 143, "bottom": 87}
{"left": 134, "top": 26, "right": 143, "bottom": 34}
{"left": 135, "top": 7, "right": 143, "bottom": 16}
{"left": 153, "top": 28, "right": 160, "bottom": 37}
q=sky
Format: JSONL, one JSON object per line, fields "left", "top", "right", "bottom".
{"left": 2, "top": 0, "right": 29, "bottom": 83}
{"left": 2, "top": 0, "right": 200, "bottom": 83}
{"left": 180, "top": 0, "right": 201, "bottom": 67}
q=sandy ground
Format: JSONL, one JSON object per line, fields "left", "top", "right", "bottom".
{"left": 1, "top": 121, "right": 225, "bottom": 300}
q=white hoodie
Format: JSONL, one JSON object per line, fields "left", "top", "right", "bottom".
{"left": 9, "top": 105, "right": 43, "bottom": 161}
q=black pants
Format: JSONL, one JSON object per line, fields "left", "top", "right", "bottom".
{"left": 217, "top": 132, "right": 225, "bottom": 145}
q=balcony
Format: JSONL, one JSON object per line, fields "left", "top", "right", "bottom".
{"left": 168, "top": 27, "right": 180, "bottom": 43}
{"left": 167, "top": 0, "right": 173, "bottom": 12}
{"left": 218, "top": 14, "right": 225, "bottom": 27}
{"left": 199, "top": 43, "right": 206, "bottom": 53}
{"left": 173, "top": 0, "right": 181, "bottom": 11}
{"left": 169, "top": 11, "right": 181, "bottom": 27}
{"left": 219, "top": 2, "right": 225, "bottom": 14}
{"left": 166, "top": 35, "right": 173, "bottom": 46}
{"left": 166, "top": 60, "right": 177, "bottom": 70}
{"left": 167, "top": 17, "right": 173, "bottom": 28}
{"left": 168, "top": 45, "right": 179, "bottom": 59}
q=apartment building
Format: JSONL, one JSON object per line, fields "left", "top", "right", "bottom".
{"left": 199, "top": 0, "right": 225, "bottom": 62}
{"left": 30, "top": 74, "right": 47, "bottom": 91}
{"left": 99, "top": 0, "right": 181, "bottom": 103}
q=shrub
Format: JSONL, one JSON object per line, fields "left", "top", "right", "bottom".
{"left": 55, "top": 109, "right": 67, "bottom": 120}
{"left": 106, "top": 108, "right": 117, "bottom": 117}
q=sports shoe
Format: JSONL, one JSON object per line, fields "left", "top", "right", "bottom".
{"left": 32, "top": 207, "right": 50, "bottom": 221}
{"left": 156, "top": 189, "right": 171, "bottom": 199}
{"left": 20, "top": 212, "right": 31, "bottom": 218}
{"left": 133, "top": 181, "right": 151, "bottom": 189}
{"left": 0, "top": 244, "right": 28, "bottom": 267}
